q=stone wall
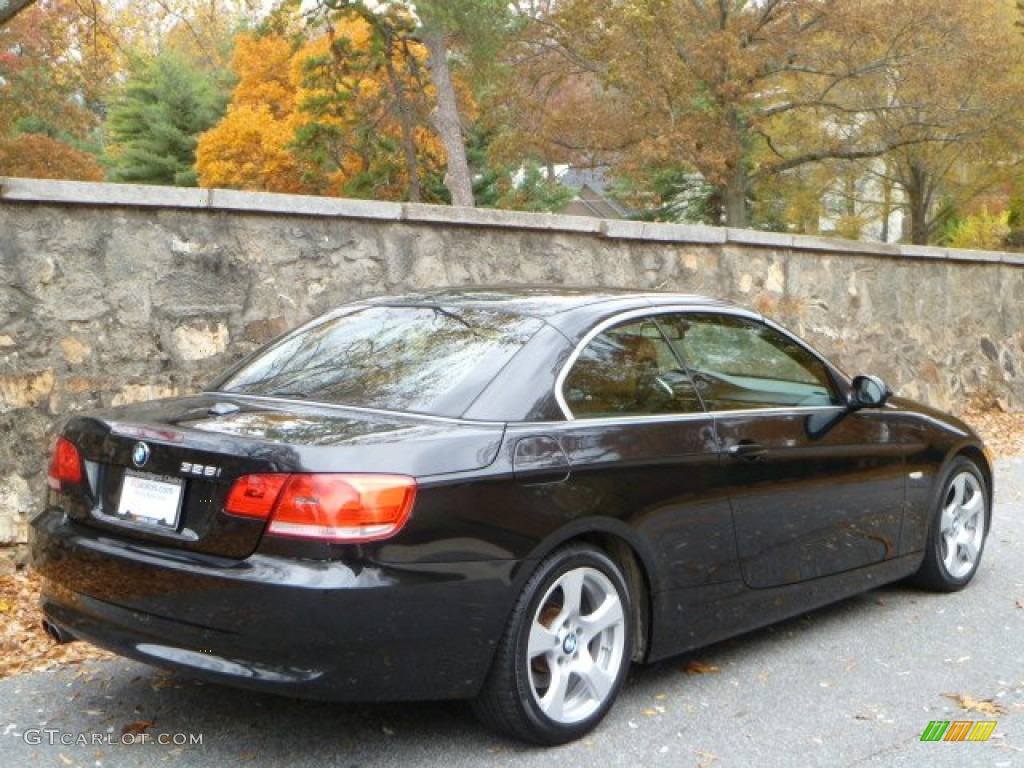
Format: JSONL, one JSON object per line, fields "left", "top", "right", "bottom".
{"left": 2, "top": 177, "right": 1022, "bottom": 544}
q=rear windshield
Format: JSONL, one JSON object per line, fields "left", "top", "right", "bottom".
{"left": 211, "top": 305, "right": 543, "bottom": 417}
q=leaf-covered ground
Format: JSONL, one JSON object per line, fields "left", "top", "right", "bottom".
{"left": 0, "top": 569, "right": 113, "bottom": 679}
{"left": 963, "top": 406, "right": 1024, "bottom": 458}
{"left": 1, "top": 407, "right": 1021, "bottom": 682}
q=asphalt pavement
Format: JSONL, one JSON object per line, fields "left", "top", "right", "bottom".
{"left": 2, "top": 458, "right": 1023, "bottom": 768}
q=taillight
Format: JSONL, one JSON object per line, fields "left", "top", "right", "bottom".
{"left": 224, "top": 474, "right": 289, "bottom": 518}
{"left": 225, "top": 473, "right": 417, "bottom": 543}
{"left": 47, "top": 437, "right": 83, "bottom": 491}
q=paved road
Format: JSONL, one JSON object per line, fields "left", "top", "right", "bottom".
{"left": 2, "top": 459, "right": 1023, "bottom": 768}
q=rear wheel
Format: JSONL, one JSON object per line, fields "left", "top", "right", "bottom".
{"left": 472, "top": 545, "right": 632, "bottom": 744}
{"left": 911, "top": 456, "right": 989, "bottom": 592}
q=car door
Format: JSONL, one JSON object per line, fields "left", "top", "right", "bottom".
{"left": 664, "top": 312, "right": 907, "bottom": 589}
{"left": 549, "top": 314, "right": 740, "bottom": 592}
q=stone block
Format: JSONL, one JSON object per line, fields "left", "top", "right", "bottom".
{"left": 171, "top": 323, "right": 229, "bottom": 361}
{"left": 0, "top": 475, "right": 32, "bottom": 545}
{"left": 59, "top": 337, "right": 90, "bottom": 366}
{"left": 243, "top": 317, "right": 290, "bottom": 345}
{"left": 110, "top": 384, "right": 179, "bottom": 407}
{"left": 603, "top": 220, "right": 727, "bottom": 244}
{"left": 0, "top": 370, "right": 54, "bottom": 412}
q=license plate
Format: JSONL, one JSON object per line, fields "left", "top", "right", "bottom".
{"left": 117, "top": 471, "right": 184, "bottom": 529}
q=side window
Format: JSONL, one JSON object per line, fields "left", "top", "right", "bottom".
{"left": 667, "top": 313, "right": 839, "bottom": 410}
{"left": 563, "top": 318, "right": 704, "bottom": 417}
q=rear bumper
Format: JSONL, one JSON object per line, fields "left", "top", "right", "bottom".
{"left": 30, "top": 509, "right": 519, "bottom": 701}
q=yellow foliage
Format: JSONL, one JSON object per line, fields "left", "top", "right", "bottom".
{"left": 230, "top": 33, "right": 296, "bottom": 117}
{"left": 197, "top": 104, "right": 310, "bottom": 193}
{"left": 197, "top": 33, "right": 310, "bottom": 193}
{"left": 947, "top": 208, "right": 1010, "bottom": 252}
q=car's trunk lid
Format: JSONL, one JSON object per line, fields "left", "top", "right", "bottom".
{"left": 56, "top": 394, "right": 504, "bottom": 559}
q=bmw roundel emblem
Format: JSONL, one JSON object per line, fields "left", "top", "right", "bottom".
{"left": 132, "top": 442, "right": 151, "bottom": 468}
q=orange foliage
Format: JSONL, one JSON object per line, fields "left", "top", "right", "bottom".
{"left": 0, "top": 135, "right": 104, "bottom": 181}
{"left": 196, "top": 34, "right": 311, "bottom": 193}
{"left": 224, "top": 33, "right": 295, "bottom": 118}
{"left": 197, "top": 104, "right": 311, "bottom": 193}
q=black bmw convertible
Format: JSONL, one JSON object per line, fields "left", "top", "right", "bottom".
{"left": 32, "top": 287, "right": 992, "bottom": 744}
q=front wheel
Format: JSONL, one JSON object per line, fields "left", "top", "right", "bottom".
{"left": 911, "top": 456, "right": 990, "bottom": 592}
{"left": 472, "top": 545, "right": 633, "bottom": 745}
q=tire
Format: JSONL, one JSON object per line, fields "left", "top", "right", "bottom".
{"left": 472, "top": 544, "right": 633, "bottom": 745}
{"left": 911, "top": 456, "right": 990, "bottom": 592}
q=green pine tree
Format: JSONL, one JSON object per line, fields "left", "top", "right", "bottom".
{"left": 106, "top": 51, "right": 229, "bottom": 186}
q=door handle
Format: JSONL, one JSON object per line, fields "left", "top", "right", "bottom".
{"left": 728, "top": 440, "right": 767, "bottom": 461}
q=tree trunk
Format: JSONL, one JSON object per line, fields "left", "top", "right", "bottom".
{"left": 422, "top": 26, "right": 475, "bottom": 207}
{"left": 0, "top": 0, "right": 36, "bottom": 26}
{"left": 382, "top": 37, "right": 423, "bottom": 203}
{"left": 901, "top": 162, "right": 933, "bottom": 245}
{"left": 879, "top": 171, "right": 893, "bottom": 243}
{"left": 722, "top": 164, "right": 748, "bottom": 228}
{"left": 909, "top": 195, "right": 931, "bottom": 245}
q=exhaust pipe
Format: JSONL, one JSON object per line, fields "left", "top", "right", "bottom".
{"left": 42, "top": 619, "right": 76, "bottom": 645}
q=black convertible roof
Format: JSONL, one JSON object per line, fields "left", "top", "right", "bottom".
{"left": 364, "top": 285, "right": 732, "bottom": 321}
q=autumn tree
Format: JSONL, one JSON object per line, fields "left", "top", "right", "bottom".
{"left": 0, "top": 1, "right": 115, "bottom": 141}
{"left": 198, "top": 10, "right": 452, "bottom": 201}
{"left": 505, "top": 1, "right": 840, "bottom": 226}
{"left": 519, "top": 0, "right": 1024, "bottom": 233}
{"left": 196, "top": 33, "right": 311, "bottom": 192}
{"left": 291, "top": 12, "right": 446, "bottom": 200}
{"left": 488, "top": 1, "right": 626, "bottom": 180}
{"left": 0, "top": 134, "right": 105, "bottom": 180}
{"left": 106, "top": 50, "right": 228, "bottom": 186}
{"left": 861, "top": 1, "right": 1024, "bottom": 244}
{"left": 298, "top": 0, "right": 511, "bottom": 207}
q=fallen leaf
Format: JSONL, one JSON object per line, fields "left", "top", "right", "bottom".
{"left": 943, "top": 693, "right": 1004, "bottom": 715}
{"left": 684, "top": 661, "right": 720, "bottom": 674}
{"left": 121, "top": 719, "right": 155, "bottom": 736}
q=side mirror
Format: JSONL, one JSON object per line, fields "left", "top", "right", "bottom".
{"left": 849, "top": 375, "right": 891, "bottom": 409}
